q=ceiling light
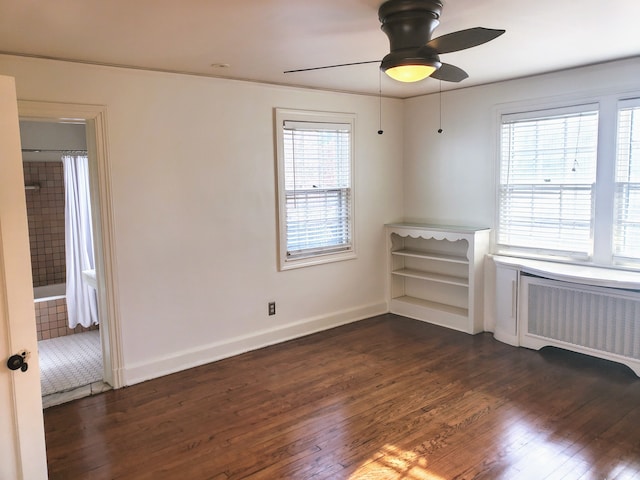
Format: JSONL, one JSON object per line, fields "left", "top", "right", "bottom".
{"left": 385, "top": 64, "right": 436, "bottom": 82}
{"left": 381, "top": 51, "right": 441, "bottom": 83}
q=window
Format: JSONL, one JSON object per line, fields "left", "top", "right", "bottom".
{"left": 275, "top": 109, "right": 355, "bottom": 270}
{"left": 614, "top": 100, "right": 640, "bottom": 261}
{"left": 499, "top": 105, "right": 599, "bottom": 257}
{"left": 497, "top": 96, "right": 640, "bottom": 267}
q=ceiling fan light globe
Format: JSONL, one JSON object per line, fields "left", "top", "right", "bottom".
{"left": 385, "top": 64, "right": 436, "bottom": 82}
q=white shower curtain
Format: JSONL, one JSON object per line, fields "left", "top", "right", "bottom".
{"left": 63, "top": 153, "right": 99, "bottom": 328}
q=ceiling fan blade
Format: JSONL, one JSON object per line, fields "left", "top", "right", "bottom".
{"left": 426, "top": 27, "right": 505, "bottom": 54}
{"left": 431, "top": 63, "right": 468, "bottom": 82}
{"left": 284, "top": 60, "right": 380, "bottom": 74}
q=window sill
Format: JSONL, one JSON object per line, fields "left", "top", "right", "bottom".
{"left": 491, "top": 254, "right": 640, "bottom": 291}
{"left": 279, "top": 250, "right": 356, "bottom": 271}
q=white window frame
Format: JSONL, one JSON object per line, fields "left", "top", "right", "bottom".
{"left": 613, "top": 98, "right": 640, "bottom": 264}
{"left": 497, "top": 103, "right": 600, "bottom": 260}
{"left": 494, "top": 91, "right": 640, "bottom": 270}
{"left": 275, "top": 108, "right": 356, "bottom": 270}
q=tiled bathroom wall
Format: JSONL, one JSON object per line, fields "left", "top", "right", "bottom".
{"left": 23, "top": 161, "right": 66, "bottom": 288}
{"left": 24, "top": 161, "right": 98, "bottom": 340}
{"left": 35, "top": 299, "right": 98, "bottom": 341}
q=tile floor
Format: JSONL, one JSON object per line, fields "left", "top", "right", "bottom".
{"left": 39, "top": 330, "right": 110, "bottom": 408}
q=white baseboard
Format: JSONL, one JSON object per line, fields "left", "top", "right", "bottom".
{"left": 122, "top": 302, "right": 388, "bottom": 386}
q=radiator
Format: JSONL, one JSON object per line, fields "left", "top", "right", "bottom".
{"left": 519, "top": 274, "right": 640, "bottom": 375}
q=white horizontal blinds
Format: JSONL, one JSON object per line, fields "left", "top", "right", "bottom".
{"left": 283, "top": 120, "right": 352, "bottom": 258}
{"left": 614, "top": 101, "right": 640, "bottom": 260}
{"left": 499, "top": 106, "right": 599, "bottom": 255}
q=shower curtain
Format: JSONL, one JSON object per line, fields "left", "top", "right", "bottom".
{"left": 63, "top": 153, "right": 99, "bottom": 329}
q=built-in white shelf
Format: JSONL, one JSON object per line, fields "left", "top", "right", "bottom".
{"left": 391, "top": 268, "right": 469, "bottom": 287}
{"left": 391, "top": 295, "right": 468, "bottom": 316}
{"left": 391, "top": 249, "right": 469, "bottom": 264}
{"left": 386, "top": 223, "right": 490, "bottom": 334}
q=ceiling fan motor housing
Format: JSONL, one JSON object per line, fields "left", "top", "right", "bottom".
{"left": 379, "top": 0, "right": 443, "bottom": 74}
{"left": 378, "top": 0, "right": 443, "bottom": 52}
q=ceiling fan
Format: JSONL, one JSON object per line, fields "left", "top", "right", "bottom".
{"left": 284, "top": 0, "right": 505, "bottom": 83}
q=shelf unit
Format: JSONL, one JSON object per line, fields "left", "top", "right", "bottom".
{"left": 386, "top": 223, "right": 490, "bottom": 334}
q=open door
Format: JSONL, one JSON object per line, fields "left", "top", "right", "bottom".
{"left": 0, "top": 75, "right": 49, "bottom": 479}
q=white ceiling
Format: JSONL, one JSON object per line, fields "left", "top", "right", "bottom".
{"left": 1, "top": 0, "right": 639, "bottom": 99}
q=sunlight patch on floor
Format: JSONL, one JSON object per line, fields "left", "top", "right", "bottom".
{"left": 349, "top": 444, "right": 444, "bottom": 480}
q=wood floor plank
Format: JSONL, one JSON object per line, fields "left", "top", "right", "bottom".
{"left": 44, "top": 314, "right": 640, "bottom": 479}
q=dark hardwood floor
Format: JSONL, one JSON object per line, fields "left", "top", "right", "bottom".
{"left": 44, "top": 314, "right": 640, "bottom": 479}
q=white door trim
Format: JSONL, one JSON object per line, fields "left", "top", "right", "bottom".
{"left": 18, "top": 100, "right": 124, "bottom": 388}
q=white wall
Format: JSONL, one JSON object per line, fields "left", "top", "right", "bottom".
{"left": 20, "top": 120, "right": 85, "bottom": 147}
{"left": 403, "top": 57, "right": 640, "bottom": 330}
{"left": 0, "top": 55, "right": 404, "bottom": 385}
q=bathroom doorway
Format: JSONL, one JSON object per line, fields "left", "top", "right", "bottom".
{"left": 20, "top": 120, "right": 108, "bottom": 408}
{"left": 20, "top": 116, "right": 116, "bottom": 407}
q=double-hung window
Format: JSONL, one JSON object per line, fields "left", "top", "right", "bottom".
{"left": 497, "top": 96, "right": 640, "bottom": 268}
{"left": 275, "top": 109, "right": 355, "bottom": 270}
{"left": 614, "top": 100, "right": 640, "bottom": 262}
{"left": 498, "top": 105, "right": 599, "bottom": 258}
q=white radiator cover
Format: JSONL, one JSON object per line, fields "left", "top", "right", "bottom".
{"left": 520, "top": 274, "right": 640, "bottom": 376}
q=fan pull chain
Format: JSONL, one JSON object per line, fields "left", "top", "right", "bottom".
{"left": 378, "top": 70, "right": 384, "bottom": 135}
{"left": 438, "top": 81, "right": 443, "bottom": 134}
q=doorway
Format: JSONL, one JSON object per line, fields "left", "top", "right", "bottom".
{"left": 21, "top": 120, "right": 111, "bottom": 407}
{"left": 18, "top": 100, "right": 123, "bottom": 404}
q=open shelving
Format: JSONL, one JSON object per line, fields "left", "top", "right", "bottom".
{"left": 386, "top": 223, "right": 490, "bottom": 334}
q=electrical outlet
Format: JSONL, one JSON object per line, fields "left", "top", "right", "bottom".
{"left": 268, "top": 301, "right": 276, "bottom": 316}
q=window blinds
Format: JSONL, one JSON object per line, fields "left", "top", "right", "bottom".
{"left": 614, "top": 102, "right": 640, "bottom": 260}
{"left": 282, "top": 121, "right": 352, "bottom": 258}
{"left": 498, "top": 107, "right": 599, "bottom": 256}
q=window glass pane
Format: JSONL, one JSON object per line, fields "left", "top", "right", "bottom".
{"left": 498, "top": 109, "right": 598, "bottom": 255}
{"left": 614, "top": 104, "right": 640, "bottom": 260}
{"left": 285, "top": 189, "right": 351, "bottom": 255}
{"left": 282, "top": 122, "right": 352, "bottom": 259}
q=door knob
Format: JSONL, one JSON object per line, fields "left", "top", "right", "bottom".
{"left": 6, "top": 351, "right": 29, "bottom": 372}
